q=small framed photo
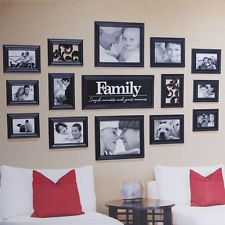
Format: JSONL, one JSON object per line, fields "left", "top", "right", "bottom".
{"left": 193, "top": 109, "right": 218, "bottom": 131}
{"left": 49, "top": 117, "right": 88, "bottom": 149}
{"left": 150, "top": 115, "right": 184, "bottom": 144}
{"left": 3, "top": 45, "right": 41, "bottom": 73}
{"left": 150, "top": 37, "right": 185, "bottom": 67}
{"left": 95, "top": 21, "right": 144, "bottom": 67}
{"left": 192, "top": 49, "right": 221, "bottom": 74}
{"left": 161, "top": 74, "right": 184, "bottom": 108}
{"left": 193, "top": 80, "right": 219, "bottom": 102}
{"left": 7, "top": 113, "right": 40, "bottom": 139}
{"left": 6, "top": 80, "right": 39, "bottom": 105}
{"left": 48, "top": 73, "right": 75, "bottom": 110}
{"left": 48, "top": 39, "right": 83, "bottom": 66}
{"left": 95, "top": 115, "right": 144, "bottom": 160}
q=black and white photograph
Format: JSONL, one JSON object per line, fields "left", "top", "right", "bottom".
{"left": 6, "top": 80, "right": 39, "bottom": 105}
{"left": 49, "top": 117, "right": 88, "bottom": 149}
{"left": 48, "top": 73, "right": 75, "bottom": 110}
{"left": 150, "top": 115, "right": 184, "bottom": 144}
{"left": 95, "top": 115, "right": 144, "bottom": 160}
{"left": 192, "top": 49, "right": 221, "bottom": 74}
{"left": 193, "top": 80, "right": 219, "bottom": 102}
{"left": 7, "top": 113, "right": 40, "bottom": 139}
{"left": 161, "top": 74, "right": 184, "bottom": 108}
{"left": 150, "top": 37, "right": 185, "bottom": 67}
{"left": 48, "top": 39, "right": 83, "bottom": 66}
{"left": 193, "top": 109, "right": 219, "bottom": 131}
{"left": 95, "top": 21, "right": 144, "bottom": 67}
{"left": 3, "top": 45, "right": 41, "bottom": 72}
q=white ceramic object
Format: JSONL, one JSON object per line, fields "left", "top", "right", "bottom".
{"left": 120, "top": 180, "right": 143, "bottom": 199}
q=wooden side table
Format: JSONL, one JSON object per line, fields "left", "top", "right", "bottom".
{"left": 106, "top": 199, "right": 174, "bottom": 225}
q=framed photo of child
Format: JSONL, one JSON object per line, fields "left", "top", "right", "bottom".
{"left": 95, "top": 21, "right": 144, "bottom": 67}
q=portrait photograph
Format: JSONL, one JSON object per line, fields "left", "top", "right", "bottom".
{"left": 193, "top": 80, "right": 219, "bottom": 102}
{"left": 161, "top": 74, "right": 184, "bottom": 108}
{"left": 49, "top": 117, "right": 88, "bottom": 149}
{"left": 3, "top": 45, "right": 41, "bottom": 73}
{"left": 150, "top": 37, "right": 185, "bottom": 67}
{"left": 192, "top": 49, "right": 221, "bottom": 74}
{"left": 48, "top": 73, "right": 75, "bottom": 110}
{"left": 150, "top": 115, "right": 184, "bottom": 144}
{"left": 95, "top": 21, "right": 144, "bottom": 67}
{"left": 95, "top": 115, "right": 144, "bottom": 160}
{"left": 193, "top": 109, "right": 219, "bottom": 131}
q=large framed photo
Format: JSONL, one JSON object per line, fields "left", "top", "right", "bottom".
{"left": 48, "top": 39, "right": 83, "bottom": 66}
{"left": 3, "top": 45, "right": 41, "bottom": 73}
{"left": 49, "top": 117, "right": 88, "bottom": 149}
{"left": 193, "top": 80, "right": 219, "bottom": 102}
{"left": 150, "top": 115, "right": 184, "bottom": 144}
{"left": 161, "top": 74, "right": 184, "bottom": 108}
{"left": 150, "top": 37, "right": 185, "bottom": 67}
{"left": 7, "top": 113, "right": 40, "bottom": 139}
{"left": 95, "top": 21, "right": 144, "bottom": 67}
{"left": 82, "top": 75, "right": 154, "bottom": 109}
{"left": 193, "top": 109, "right": 218, "bottom": 131}
{"left": 6, "top": 80, "right": 39, "bottom": 105}
{"left": 95, "top": 115, "right": 144, "bottom": 160}
{"left": 192, "top": 49, "right": 221, "bottom": 74}
{"left": 48, "top": 73, "right": 75, "bottom": 110}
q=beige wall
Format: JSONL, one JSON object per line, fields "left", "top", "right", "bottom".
{"left": 1, "top": 0, "right": 225, "bottom": 214}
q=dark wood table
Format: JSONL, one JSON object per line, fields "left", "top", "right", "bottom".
{"left": 106, "top": 199, "right": 174, "bottom": 225}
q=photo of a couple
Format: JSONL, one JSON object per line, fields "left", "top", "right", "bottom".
{"left": 12, "top": 84, "right": 34, "bottom": 101}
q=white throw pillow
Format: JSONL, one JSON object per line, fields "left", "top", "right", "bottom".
{"left": 154, "top": 164, "right": 225, "bottom": 205}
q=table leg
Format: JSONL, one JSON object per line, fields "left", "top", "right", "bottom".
{"left": 133, "top": 209, "right": 147, "bottom": 225}
{"left": 108, "top": 207, "right": 118, "bottom": 219}
{"left": 164, "top": 208, "right": 172, "bottom": 225}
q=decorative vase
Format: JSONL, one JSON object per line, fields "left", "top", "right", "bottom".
{"left": 120, "top": 180, "right": 143, "bottom": 200}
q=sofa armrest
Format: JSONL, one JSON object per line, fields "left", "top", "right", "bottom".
{"left": 147, "top": 181, "right": 159, "bottom": 199}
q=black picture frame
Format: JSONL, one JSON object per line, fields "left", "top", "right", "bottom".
{"left": 48, "top": 117, "right": 88, "bottom": 149}
{"left": 48, "top": 73, "right": 75, "bottom": 110}
{"left": 150, "top": 37, "right": 185, "bottom": 67}
{"left": 150, "top": 114, "right": 184, "bottom": 144}
{"left": 48, "top": 39, "right": 83, "bottom": 66}
{"left": 7, "top": 113, "right": 40, "bottom": 139}
{"left": 193, "top": 109, "right": 219, "bottom": 131}
{"left": 82, "top": 75, "right": 154, "bottom": 109}
{"left": 161, "top": 74, "right": 184, "bottom": 108}
{"left": 95, "top": 115, "right": 144, "bottom": 160}
{"left": 192, "top": 49, "right": 221, "bottom": 74}
{"left": 193, "top": 80, "right": 219, "bottom": 102}
{"left": 6, "top": 80, "right": 39, "bottom": 105}
{"left": 95, "top": 21, "right": 144, "bottom": 67}
{"left": 3, "top": 45, "right": 41, "bottom": 73}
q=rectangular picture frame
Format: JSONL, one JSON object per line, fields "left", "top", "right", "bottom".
{"left": 95, "top": 115, "right": 144, "bottom": 160}
{"left": 95, "top": 21, "right": 144, "bottom": 67}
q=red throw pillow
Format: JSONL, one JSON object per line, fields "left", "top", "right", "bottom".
{"left": 32, "top": 169, "right": 84, "bottom": 217}
{"left": 190, "top": 168, "right": 225, "bottom": 206}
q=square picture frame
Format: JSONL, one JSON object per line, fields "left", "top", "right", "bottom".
{"left": 48, "top": 73, "right": 75, "bottom": 110}
{"left": 193, "top": 80, "right": 219, "bottom": 102}
{"left": 193, "top": 109, "right": 219, "bottom": 131}
{"left": 95, "top": 115, "right": 144, "bottom": 160}
{"left": 150, "top": 37, "right": 185, "bottom": 67}
{"left": 161, "top": 74, "right": 184, "bottom": 108}
{"left": 6, "top": 80, "right": 39, "bottom": 105}
{"left": 95, "top": 21, "right": 144, "bottom": 67}
{"left": 3, "top": 45, "right": 41, "bottom": 73}
{"left": 192, "top": 49, "right": 221, "bottom": 74}
{"left": 48, "top": 39, "right": 83, "bottom": 66}
{"left": 150, "top": 114, "right": 184, "bottom": 144}
{"left": 49, "top": 117, "right": 88, "bottom": 149}
{"left": 7, "top": 113, "right": 40, "bottom": 139}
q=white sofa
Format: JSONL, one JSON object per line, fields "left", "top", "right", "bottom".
{"left": 148, "top": 164, "right": 225, "bottom": 225}
{"left": 0, "top": 165, "right": 123, "bottom": 225}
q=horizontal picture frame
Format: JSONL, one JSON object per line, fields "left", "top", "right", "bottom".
{"left": 82, "top": 75, "right": 154, "bottom": 109}
{"left": 49, "top": 117, "right": 88, "bottom": 149}
{"left": 95, "top": 21, "right": 144, "bottom": 67}
{"left": 3, "top": 45, "right": 41, "bottom": 73}
{"left": 95, "top": 115, "right": 144, "bottom": 160}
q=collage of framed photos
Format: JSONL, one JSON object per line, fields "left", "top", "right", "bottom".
{"left": 3, "top": 20, "right": 220, "bottom": 160}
